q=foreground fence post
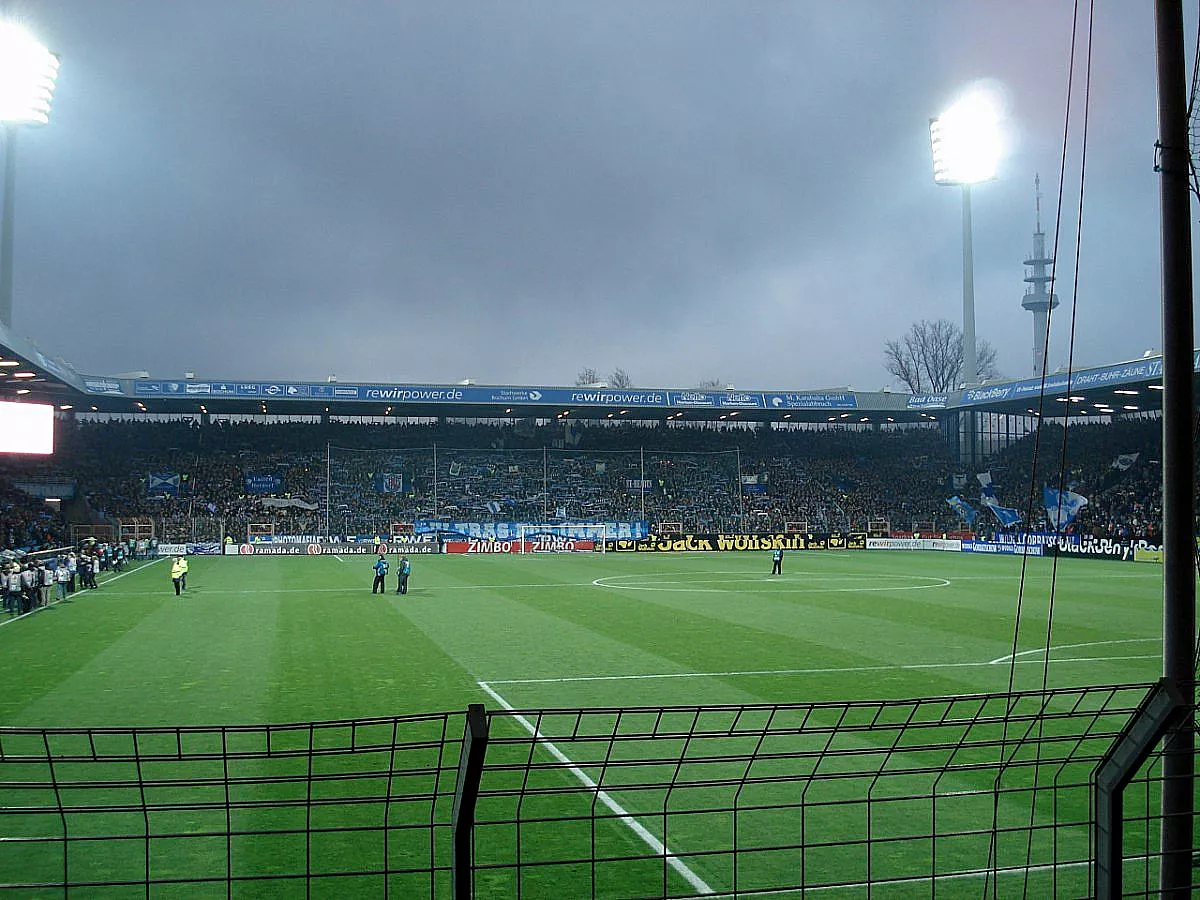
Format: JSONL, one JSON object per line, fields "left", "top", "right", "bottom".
{"left": 1093, "top": 679, "right": 1187, "bottom": 899}
{"left": 452, "top": 703, "right": 490, "bottom": 900}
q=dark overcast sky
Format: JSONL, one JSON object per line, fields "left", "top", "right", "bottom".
{"left": 3, "top": 1, "right": 1193, "bottom": 389}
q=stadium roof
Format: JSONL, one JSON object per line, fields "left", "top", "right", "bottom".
{"left": 0, "top": 321, "right": 1180, "bottom": 423}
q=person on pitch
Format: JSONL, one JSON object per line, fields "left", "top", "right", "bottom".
{"left": 372, "top": 554, "right": 389, "bottom": 594}
{"left": 771, "top": 547, "right": 783, "bottom": 576}
{"left": 171, "top": 556, "right": 186, "bottom": 596}
{"left": 179, "top": 554, "right": 189, "bottom": 591}
{"left": 396, "top": 555, "right": 411, "bottom": 595}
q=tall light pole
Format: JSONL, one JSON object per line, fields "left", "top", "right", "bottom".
{"left": 930, "top": 86, "right": 1003, "bottom": 465}
{"left": 930, "top": 86, "right": 1004, "bottom": 386}
{"left": 0, "top": 19, "right": 60, "bottom": 330}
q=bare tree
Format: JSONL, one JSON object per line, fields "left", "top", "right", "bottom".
{"left": 696, "top": 378, "right": 725, "bottom": 390}
{"left": 884, "top": 319, "right": 999, "bottom": 392}
{"left": 574, "top": 367, "right": 600, "bottom": 386}
{"left": 608, "top": 368, "right": 634, "bottom": 389}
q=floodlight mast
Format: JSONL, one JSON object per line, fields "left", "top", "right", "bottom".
{"left": 929, "top": 88, "right": 1003, "bottom": 389}
{"left": 0, "top": 19, "right": 60, "bottom": 329}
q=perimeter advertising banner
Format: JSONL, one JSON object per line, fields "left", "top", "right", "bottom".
{"left": 443, "top": 538, "right": 596, "bottom": 554}
{"left": 602, "top": 532, "right": 868, "bottom": 552}
{"left": 226, "top": 541, "right": 441, "bottom": 556}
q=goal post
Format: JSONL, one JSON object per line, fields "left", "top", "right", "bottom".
{"left": 517, "top": 523, "right": 608, "bottom": 554}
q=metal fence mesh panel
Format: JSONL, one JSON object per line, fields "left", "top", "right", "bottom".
{"left": 0, "top": 683, "right": 1195, "bottom": 898}
{"left": 0, "top": 713, "right": 460, "bottom": 898}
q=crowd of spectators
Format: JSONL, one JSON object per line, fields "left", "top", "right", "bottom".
{"left": 0, "top": 477, "right": 66, "bottom": 551}
{"left": 0, "top": 416, "right": 1176, "bottom": 548}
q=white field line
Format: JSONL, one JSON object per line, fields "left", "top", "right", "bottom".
{"left": 690, "top": 853, "right": 1155, "bottom": 899}
{"left": 0, "top": 558, "right": 167, "bottom": 630}
{"left": 487, "top": 657, "right": 1161, "bottom": 691}
{"left": 477, "top": 680, "right": 716, "bottom": 897}
{"left": 987, "top": 637, "right": 1159, "bottom": 666}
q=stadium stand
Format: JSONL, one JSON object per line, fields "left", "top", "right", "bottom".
{"left": 0, "top": 416, "right": 1170, "bottom": 549}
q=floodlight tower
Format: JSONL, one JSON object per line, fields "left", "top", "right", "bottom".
{"left": 929, "top": 85, "right": 1004, "bottom": 387}
{"left": 0, "top": 19, "right": 60, "bottom": 329}
{"left": 1021, "top": 175, "right": 1058, "bottom": 375}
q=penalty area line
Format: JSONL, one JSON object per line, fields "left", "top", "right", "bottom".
{"left": 486, "top": 654, "right": 1160, "bottom": 686}
{"left": 987, "top": 637, "right": 1159, "bottom": 666}
{"left": 477, "top": 680, "right": 716, "bottom": 896}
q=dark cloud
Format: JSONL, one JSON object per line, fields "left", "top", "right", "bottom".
{"left": 4, "top": 1, "right": 1188, "bottom": 390}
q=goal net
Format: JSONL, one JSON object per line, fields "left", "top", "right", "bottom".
{"left": 517, "top": 524, "right": 607, "bottom": 554}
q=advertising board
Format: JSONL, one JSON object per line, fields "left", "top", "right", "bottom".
{"left": 603, "top": 532, "right": 867, "bottom": 552}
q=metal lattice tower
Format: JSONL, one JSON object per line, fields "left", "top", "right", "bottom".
{"left": 1021, "top": 175, "right": 1058, "bottom": 374}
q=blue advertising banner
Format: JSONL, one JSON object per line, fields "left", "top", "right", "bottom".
{"left": 961, "top": 357, "right": 1169, "bottom": 406}
{"left": 906, "top": 394, "right": 949, "bottom": 410}
{"left": 765, "top": 392, "right": 858, "bottom": 410}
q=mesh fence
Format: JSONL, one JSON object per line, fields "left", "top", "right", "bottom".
{"left": 0, "top": 683, "right": 1194, "bottom": 899}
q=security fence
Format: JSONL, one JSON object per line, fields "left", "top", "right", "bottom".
{"left": 0, "top": 682, "right": 1193, "bottom": 898}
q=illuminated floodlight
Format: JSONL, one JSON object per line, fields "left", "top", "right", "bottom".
{"left": 930, "top": 85, "right": 1005, "bottom": 186}
{"left": 0, "top": 21, "right": 60, "bottom": 125}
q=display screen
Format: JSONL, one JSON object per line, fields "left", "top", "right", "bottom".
{"left": 0, "top": 401, "right": 54, "bottom": 454}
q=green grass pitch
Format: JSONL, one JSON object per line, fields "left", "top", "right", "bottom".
{"left": 0, "top": 551, "right": 1166, "bottom": 898}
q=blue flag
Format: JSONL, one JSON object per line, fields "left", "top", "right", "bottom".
{"left": 1043, "top": 487, "right": 1088, "bottom": 530}
{"left": 945, "top": 495, "right": 978, "bottom": 526}
{"left": 988, "top": 505, "right": 1024, "bottom": 527}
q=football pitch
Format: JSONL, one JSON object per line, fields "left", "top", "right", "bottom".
{"left": 0, "top": 551, "right": 1167, "bottom": 897}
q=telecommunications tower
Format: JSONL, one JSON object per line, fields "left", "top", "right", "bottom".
{"left": 1021, "top": 175, "right": 1058, "bottom": 374}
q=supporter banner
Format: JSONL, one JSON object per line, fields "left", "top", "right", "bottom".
{"left": 248, "top": 533, "right": 438, "bottom": 545}
{"left": 414, "top": 520, "right": 648, "bottom": 541}
{"left": 372, "top": 472, "right": 409, "bottom": 494}
{"left": 866, "top": 538, "right": 961, "bottom": 552}
{"left": 960, "top": 541, "right": 1044, "bottom": 556}
{"left": 444, "top": 538, "right": 595, "bottom": 554}
{"left": 603, "top": 532, "right": 868, "bottom": 552}
{"left": 244, "top": 473, "right": 283, "bottom": 494}
{"left": 227, "top": 541, "right": 440, "bottom": 556}
{"left": 260, "top": 497, "right": 319, "bottom": 511}
{"left": 993, "top": 532, "right": 1079, "bottom": 548}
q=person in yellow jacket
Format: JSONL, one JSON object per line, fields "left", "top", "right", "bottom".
{"left": 171, "top": 556, "right": 186, "bottom": 596}
{"left": 179, "top": 556, "right": 189, "bottom": 591}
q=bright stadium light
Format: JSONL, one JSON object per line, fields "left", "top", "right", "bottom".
{"left": 929, "top": 86, "right": 1004, "bottom": 187}
{"left": 930, "top": 83, "right": 1006, "bottom": 464}
{"left": 0, "top": 21, "right": 60, "bottom": 125}
{"left": 0, "top": 19, "right": 60, "bottom": 329}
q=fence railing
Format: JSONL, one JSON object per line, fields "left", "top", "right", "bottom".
{"left": 0, "top": 682, "right": 1194, "bottom": 898}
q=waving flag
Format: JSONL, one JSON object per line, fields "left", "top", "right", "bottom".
{"left": 1044, "top": 487, "right": 1089, "bottom": 529}
{"left": 1111, "top": 452, "right": 1140, "bottom": 471}
{"left": 946, "top": 495, "right": 979, "bottom": 526}
{"left": 988, "top": 505, "right": 1024, "bottom": 527}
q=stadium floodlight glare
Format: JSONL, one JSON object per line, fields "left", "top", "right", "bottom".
{"left": 930, "top": 83, "right": 1006, "bottom": 463}
{"left": 0, "top": 19, "right": 60, "bottom": 330}
{"left": 929, "top": 86, "right": 1003, "bottom": 187}
{"left": 0, "top": 21, "right": 60, "bottom": 125}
